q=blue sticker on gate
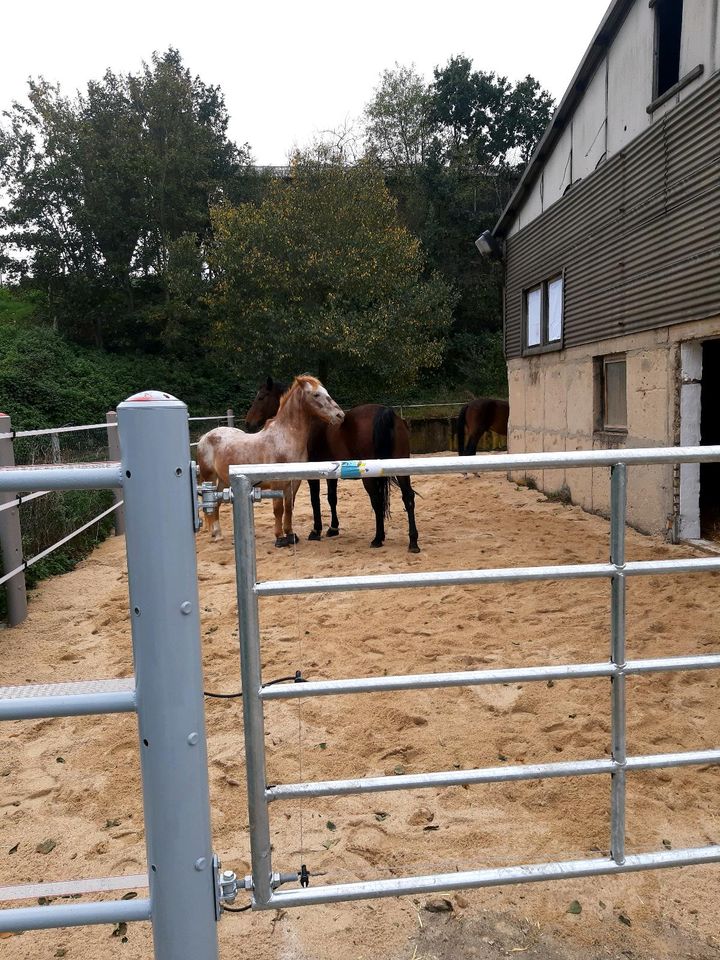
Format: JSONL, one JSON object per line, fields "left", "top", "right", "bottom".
{"left": 340, "top": 460, "right": 364, "bottom": 478}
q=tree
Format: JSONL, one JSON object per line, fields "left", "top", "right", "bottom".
{"left": 429, "top": 55, "right": 554, "bottom": 171}
{"left": 0, "top": 50, "right": 250, "bottom": 347}
{"left": 208, "top": 154, "right": 456, "bottom": 397}
{"left": 364, "top": 64, "right": 431, "bottom": 169}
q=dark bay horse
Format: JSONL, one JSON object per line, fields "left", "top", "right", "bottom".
{"left": 245, "top": 377, "right": 420, "bottom": 552}
{"left": 456, "top": 398, "right": 509, "bottom": 456}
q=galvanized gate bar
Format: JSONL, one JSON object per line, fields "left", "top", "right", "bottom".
{"left": 228, "top": 443, "right": 720, "bottom": 483}
{"left": 610, "top": 464, "right": 627, "bottom": 865}
{"left": 0, "top": 678, "right": 135, "bottom": 721}
{"left": 0, "top": 873, "right": 148, "bottom": 902}
{"left": 260, "top": 653, "right": 720, "bottom": 701}
{"left": 261, "top": 661, "right": 617, "bottom": 699}
{"left": 0, "top": 897, "right": 151, "bottom": 934}
{"left": 266, "top": 748, "right": 720, "bottom": 802}
{"left": 255, "top": 555, "right": 720, "bottom": 597}
{"left": 265, "top": 846, "right": 720, "bottom": 909}
{"left": 0, "top": 463, "right": 122, "bottom": 492}
{"left": 231, "top": 474, "right": 274, "bottom": 909}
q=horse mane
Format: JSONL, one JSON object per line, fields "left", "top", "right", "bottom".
{"left": 276, "top": 374, "right": 323, "bottom": 413}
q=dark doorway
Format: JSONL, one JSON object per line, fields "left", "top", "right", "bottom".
{"left": 700, "top": 339, "right": 720, "bottom": 540}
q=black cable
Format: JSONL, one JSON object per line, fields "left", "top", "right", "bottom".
{"left": 222, "top": 903, "right": 252, "bottom": 913}
{"left": 204, "top": 670, "right": 306, "bottom": 699}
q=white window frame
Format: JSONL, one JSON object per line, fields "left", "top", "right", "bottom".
{"left": 523, "top": 273, "right": 564, "bottom": 354}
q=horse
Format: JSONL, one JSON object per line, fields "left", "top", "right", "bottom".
{"left": 197, "top": 375, "right": 344, "bottom": 546}
{"left": 245, "top": 379, "right": 420, "bottom": 553}
{"left": 456, "top": 397, "right": 509, "bottom": 456}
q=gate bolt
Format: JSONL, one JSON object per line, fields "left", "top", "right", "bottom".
{"left": 219, "top": 869, "right": 238, "bottom": 903}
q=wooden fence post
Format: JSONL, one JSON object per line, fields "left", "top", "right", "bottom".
{"left": 0, "top": 414, "right": 28, "bottom": 626}
{"left": 106, "top": 411, "right": 126, "bottom": 536}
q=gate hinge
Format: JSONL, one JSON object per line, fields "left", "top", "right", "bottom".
{"left": 213, "top": 853, "right": 239, "bottom": 920}
{"left": 200, "top": 481, "right": 233, "bottom": 516}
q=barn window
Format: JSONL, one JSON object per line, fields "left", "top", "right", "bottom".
{"left": 654, "top": 0, "right": 683, "bottom": 97}
{"left": 523, "top": 275, "right": 563, "bottom": 353}
{"left": 602, "top": 356, "right": 627, "bottom": 432}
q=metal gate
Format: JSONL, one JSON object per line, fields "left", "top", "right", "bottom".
{"left": 230, "top": 445, "right": 720, "bottom": 910}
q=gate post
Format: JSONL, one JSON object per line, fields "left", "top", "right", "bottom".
{"left": 226, "top": 408, "right": 235, "bottom": 428}
{"left": 0, "top": 414, "right": 28, "bottom": 626}
{"left": 117, "top": 391, "right": 218, "bottom": 960}
{"left": 105, "top": 411, "right": 125, "bottom": 536}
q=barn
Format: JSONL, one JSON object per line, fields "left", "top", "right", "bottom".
{"left": 479, "top": 0, "right": 720, "bottom": 541}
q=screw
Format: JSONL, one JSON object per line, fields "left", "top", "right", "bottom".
{"left": 187, "top": 732, "right": 199, "bottom": 746}
{"left": 195, "top": 858, "right": 207, "bottom": 871}
{"left": 180, "top": 601, "right": 192, "bottom": 615}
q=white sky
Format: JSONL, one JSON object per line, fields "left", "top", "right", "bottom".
{"left": 1, "top": 0, "right": 610, "bottom": 165}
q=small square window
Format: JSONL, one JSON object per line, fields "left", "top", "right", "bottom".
{"left": 603, "top": 357, "right": 627, "bottom": 431}
{"left": 523, "top": 274, "right": 563, "bottom": 353}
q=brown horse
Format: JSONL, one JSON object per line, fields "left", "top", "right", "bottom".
{"left": 456, "top": 398, "right": 509, "bottom": 456}
{"left": 198, "top": 375, "right": 344, "bottom": 546}
{"left": 245, "top": 378, "right": 420, "bottom": 552}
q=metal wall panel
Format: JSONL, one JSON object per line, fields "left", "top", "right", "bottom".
{"left": 505, "top": 72, "right": 720, "bottom": 359}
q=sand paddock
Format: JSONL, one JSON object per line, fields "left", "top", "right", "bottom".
{"left": 1, "top": 459, "right": 720, "bottom": 959}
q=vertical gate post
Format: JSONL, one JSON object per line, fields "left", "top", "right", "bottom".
{"left": 231, "top": 473, "right": 274, "bottom": 908}
{"left": 610, "top": 463, "right": 627, "bottom": 864}
{"left": 226, "top": 408, "right": 235, "bottom": 428}
{"left": 0, "top": 414, "right": 28, "bottom": 626}
{"left": 105, "top": 411, "right": 125, "bottom": 536}
{"left": 117, "top": 391, "right": 218, "bottom": 960}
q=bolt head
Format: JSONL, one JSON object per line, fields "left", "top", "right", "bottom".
{"left": 187, "top": 732, "right": 199, "bottom": 746}
{"left": 194, "top": 857, "right": 207, "bottom": 871}
{"left": 180, "top": 601, "right": 192, "bottom": 615}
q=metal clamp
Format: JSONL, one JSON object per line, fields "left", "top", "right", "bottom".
{"left": 200, "top": 482, "right": 233, "bottom": 516}
{"left": 190, "top": 461, "right": 202, "bottom": 532}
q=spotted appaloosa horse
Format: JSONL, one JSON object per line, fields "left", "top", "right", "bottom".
{"left": 245, "top": 378, "right": 420, "bottom": 553}
{"left": 456, "top": 398, "right": 509, "bottom": 456}
{"left": 198, "top": 375, "right": 344, "bottom": 546}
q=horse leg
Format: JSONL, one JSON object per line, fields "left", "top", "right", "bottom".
{"left": 399, "top": 476, "right": 420, "bottom": 553}
{"left": 326, "top": 479, "right": 340, "bottom": 536}
{"left": 273, "top": 496, "right": 286, "bottom": 547}
{"left": 278, "top": 484, "right": 299, "bottom": 547}
{"left": 308, "top": 478, "right": 323, "bottom": 541}
{"left": 364, "top": 478, "right": 385, "bottom": 548}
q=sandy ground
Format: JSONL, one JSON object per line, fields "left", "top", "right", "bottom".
{"left": 2, "top": 458, "right": 720, "bottom": 960}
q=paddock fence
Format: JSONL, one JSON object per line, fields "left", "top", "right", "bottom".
{"left": 0, "top": 405, "right": 234, "bottom": 626}
{"left": 0, "top": 391, "right": 720, "bottom": 959}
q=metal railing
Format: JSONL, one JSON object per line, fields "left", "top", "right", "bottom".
{"left": 0, "top": 407, "right": 233, "bottom": 625}
{"left": 229, "top": 444, "right": 720, "bottom": 911}
{"left": 0, "top": 393, "right": 219, "bottom": 959}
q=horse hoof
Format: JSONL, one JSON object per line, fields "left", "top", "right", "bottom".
{"left": 275, "top": 536, "right": 291, "bottom": 548}
{"left": 370, "top": 539, "right": 384, "bottom": 548}
{"left": 409, "top": 545, "right": 421, "bottom": 554}
{"left": 326, "top": 527, "right": 340, "bottom": 538}
{"left": 308, "top": 530, "right": 322, "bottom": 541}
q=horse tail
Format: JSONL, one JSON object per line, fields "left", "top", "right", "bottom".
{"left": 457, "top": 405, "right": 468, "bottom": 457}
{"left": 372, "top": 406, "right": 396, "bottom": 520}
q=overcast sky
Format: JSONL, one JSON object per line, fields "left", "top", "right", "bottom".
{"left": 1, "top": 0, "right": 610, "bottom": 165}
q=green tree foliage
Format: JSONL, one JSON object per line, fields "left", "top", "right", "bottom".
{"left": 0, "top": 50, "right": 250, "bottom": 348}
{"left": 208, "top": 155, "right": 456, "bottom": 397}
{"left": 362, "top": 57, "right": 553, "bottom": 390}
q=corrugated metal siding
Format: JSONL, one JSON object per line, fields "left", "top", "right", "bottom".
{"left": 505, "top": 72, "right": 720, "bottom": 359}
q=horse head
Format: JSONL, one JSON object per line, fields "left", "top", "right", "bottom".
{"left": 245, "top": 376, "right": 287, "bottom": 432}
{"left": 294, "top": 375, "right": 345, "bottom": 426}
